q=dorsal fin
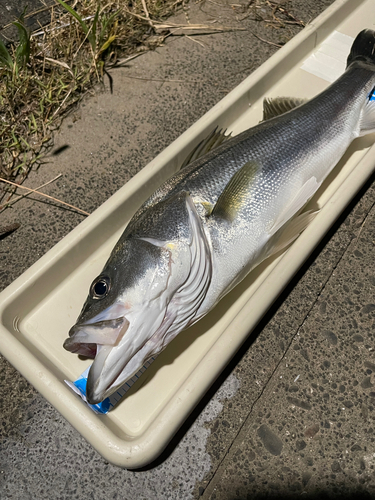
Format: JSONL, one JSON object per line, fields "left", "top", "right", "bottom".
{"left": 263, "top": 97, "right": 307, "bottom": 121}
{"left": 180, "top": 127, "right": 231, "bottom": 169}
{"left": 211, "top": 160, "right": 260, "bottom": 222}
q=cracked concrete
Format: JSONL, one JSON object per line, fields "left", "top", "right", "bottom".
{"left": 1, "top": 0, "right": 375, "bottom": 498}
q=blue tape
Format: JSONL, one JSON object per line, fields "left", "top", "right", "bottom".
{"left": 65, "top": 357, "right": 156, "bottom": 414}
{"left": 73, "top": 376, "right": 112, "bottom": 414}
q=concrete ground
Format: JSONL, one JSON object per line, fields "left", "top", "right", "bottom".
{"left": 1, "top": 0, "right": 375, "bottom": 498}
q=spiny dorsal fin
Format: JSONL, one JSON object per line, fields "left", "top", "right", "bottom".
{"left": 211, "top": 160, "right": 260, "bottom": 222}
{"left": 180, "top": 127, "right": 231, "bottom": 169}
{"left": 263, "top": 97, "right": 307, "bottom": 121}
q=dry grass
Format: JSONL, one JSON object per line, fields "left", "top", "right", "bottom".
{"left": 0, "top": 0, "right": 188, "bottom": 198}
{"left": 0, "top": 0, "right": 304, "bottom": 205}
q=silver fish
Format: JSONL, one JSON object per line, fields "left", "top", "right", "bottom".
{"left": 64, "top": 29, "right": 375, "bottom": 404}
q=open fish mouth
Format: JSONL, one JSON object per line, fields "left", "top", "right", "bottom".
{"left": 84, "top": 308, "right": 169, "bottom": 404}
{"left": 63, "top": 316, "right": 130, "bottom": 359}
{"left": 62, "top": 339, "right": 97, "bottom": 358}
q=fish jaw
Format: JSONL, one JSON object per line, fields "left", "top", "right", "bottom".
{"left": 85, "top": 306, "right": 168, "bottom": 404}
{"left": 65, "top": 291, "right": 171, "bottom": 405}
{"left": 63, "top": 315, "right": 130, "bottom": 358}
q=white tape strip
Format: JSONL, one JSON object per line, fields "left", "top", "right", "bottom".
{"left": 301, "top": 31, "right": 354, "bottom": 83}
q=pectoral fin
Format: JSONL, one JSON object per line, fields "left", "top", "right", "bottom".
{"left": 269, "top": 176, "right": 319, "bottom": 235}
{"left": 211, "top": 160, "right": 260, "bottom": 222}
{"left": 263, "top": 97, "right": 307, "bottom": 121}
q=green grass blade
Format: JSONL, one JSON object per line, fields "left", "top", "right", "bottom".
{"left": 98, "top": 35, "right": 116, "bottom": 55}
{"left": 55, "top": 0, "right": 89, "bottom": 36}
{"left": 20, "top": 136, "right": 31, "bottom": 149}
{"left": 11, "top": 131, "right": 20, "bottom": 148}
{"left": 0, "top": 38, "right": 14, "bottom": 70}
{"left": 98, "top": 11, "right": 118, "bottom": 48}
{"left": 30, "top": 113, "right": 38, "bottom": 133}
{"left": 90, "top": 6, "right": 100, "bottom": 51}
{"left": 14, "top": 21, "right": 31, "bottom": 69}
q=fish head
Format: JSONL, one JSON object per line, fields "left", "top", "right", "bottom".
{"left": 64, "top": 236, "right": 192, "bottom": 404}
{"left": 64, "top": 192, "right": 211, "bottom": 404}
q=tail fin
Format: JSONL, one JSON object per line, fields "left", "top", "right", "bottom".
{"left": 347, "top": 29, "right": 375, "bottom": 68}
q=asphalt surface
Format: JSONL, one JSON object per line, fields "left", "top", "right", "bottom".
{"left": 0, "top": 0, "right": 56, "bottom": 43}
{"left": 1, "top": 0, "right": 375, "bottom": 498}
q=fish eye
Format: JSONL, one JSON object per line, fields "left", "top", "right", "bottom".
{"left": 90, "top": 276, "right": 110, "bottom": 299}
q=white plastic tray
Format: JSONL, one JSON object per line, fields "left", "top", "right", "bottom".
{"left": 1, "top": 0, "right": 375, "bottom": 468}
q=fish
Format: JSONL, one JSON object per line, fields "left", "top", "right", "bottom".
{"left": 64, "top": 29, "right": 375, "bottom": 405}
